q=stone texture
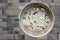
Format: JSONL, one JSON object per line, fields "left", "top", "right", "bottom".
{"left": 50, "top": 27, "right": 60, "bottom": 34}
{"left": 2, "top": 34, "right": 14, "bottom": 39}
{"left": 13, "top": 28, "right": 20, "bottom": 31}
{"left": 0, "top": 18, "right": 2, "bottom": 22}
{"left": 41, "top": 0, "right": 52, "bottom": 3}
{"left": 0, "top": 34, "right": 3, "bottom": 39}
{"left": 13, "top": 27, "right": 20, "bottom": 34}
{"left": 54, "top": 16, "right": 60, "bottom": 28}
{"left": 36, "top": 35, "right": 47, "bottom": 40}
{"left": 0, "top": 28, "right": 2, "bottom": 34}
{"left": 8, "top": 0, "right": 19, "bottom": 3}
{"left": 54, "top": 0, "right": 60, "bottom": 3}
{"left": 25, "top": 35, "right": 33, "bottom": 40}
{"left": 47, "top": 33, "right": 57, "bottom": 40}
{"left": 50, "top": 28, "right": 57, "bottom": 34}
{"left": 20, "top": 35, "right": 25, "bottom": 40}
{"left": 58, "top": 34, "right": 60, "bottom": 40}
{"left": 50, "top": 4, "right": 60, "bottom": 29}
{"left": 7, "top": 21, "right": 19, "bottom": 27}
{"left": 5, "top": 9, "right": 15, "bottom": 15}
{"left": 9, "top": 17, "right": 19, "bottom": 21}
{"left": 0, "top": 10, "right": 2, "bottom": 15}
{"left": 0, "top": 22, "right": 7, "bottom": 27}
{"left": 2, "top": 31, "right": 8, "bottom": 34}
{"left": 0, "top": 15, "right": 7, "bottom": 19}
{"left": 3, "top": 8, "right": 19, "bottom": 16}
{"left": 0, "top": 0, "right": 59, "bottom": 40}
{"left": 52, "top": 4, "right": 60, "bottom": 16}
{"left": 19, "top": 3, "right": 25, "bottom": 9}
{"left": 0, "top": 0, "right": 7, "bottom": 3}
{"left": 2, "top": 18, "right": 12, "bottom": 22}
{"left": 31, "top": 0, "right": 52, "bottom": 3}
{"left": 14, "top": 34, "right": 19, "bottom": 40}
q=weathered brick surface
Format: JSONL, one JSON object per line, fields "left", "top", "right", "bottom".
{"left": 58, "top": 34, "right": 60, "bottom": 40}
{"left": 2, "top": 34, "right": 14, "bottom": 39}
{"left": 0, "top": 22, "right": 7, "bottom": 27}
{"left": 7, "top": 21, "right": 19, "bottom": 27}
{"left": 54, "top": 0, "right": 60, "bottom": 3}
{"left": 47, "top": 33, "right": 57, "bottom": 40}
{"left": 0, "top": 0, "right": 59, "bottom": 40}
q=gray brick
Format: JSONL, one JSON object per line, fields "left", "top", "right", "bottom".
{"left": 54, "top": 0, "right": 60, "bottom": 3}
{"left": 14, "top": 34, "right": 19, "bottom": 39}
{"left": 19, "top": 27, "right": 25, "bottom": 35}
{"left": 0, "top": 2, "right": 59, "bottom": 40}
{"left": 13, "top": 9, "right": 19, "bottom": 16}
{"left": 13, "top": 28, "right": 20, "bottom": 31}
{"left": 31, "top": 0, "right": 42, "bottom": 2}
{"left": 58, "top": 34, "right": 60, "bottom": 40}
{"left": 20, "top": 35, "right": 25, "bottom": 40}
{"left": 13, "top": 18, "right": 19, "bottom": 21}
{"left": 6, "top": 27, "right": 13, "bottom": 34}
{"left": 35, "top": 39, "right": 47, "bottom": 40}
{"left": 7, "top": 21, "right": 19, "bottom": 27}
{"left": 0, "top": 18, "right": 2, "bottom": 22}
{"left": 0, "top": 15, "right": 7, "bottom": 19}
{"left": 51, "top": 27, "right": 60, "bottom": 34}
{"left": 0, "top": 22, "right": 7, "bottom": 27}
{"left": 8, "top": 0, "right": 19, "bottom": 3}
{"left": 54, "top": 22, "right": 60, "bottom": 28}
{"left": 0, "top": 3, "right": 7, "bottom": 7}
{"left": 7, "top": 31, "right": 13, "bottom": 34}
{"left": 54, "top": 16, "right": 60, "bottom": 28}
{"left": 51, "top": 28, "right": 57, "bottom": 34}
{"left": 25, "top": 35, "right": 33, "bottom": 40}
{"left": 2, "top": 31, "right": 8, "bottom": 34}
{"left": 2, "top": 18, "right": 12, "bottom": 22}
{"left": 0, "top": 28, "right": 2, "bottom": 34}
{"left": 41, "top": 0, "right": 52, "bottom": 3}
{"left": 52, "top": 4, "right": 60, "bottom": 16}
{"left": 25, "top": 35, "right": 47, "bottom": 40}
{"left": 10, "top": 16, "right": 19, "bottom": 21}
{"left": 0, "top": 10, "right": 2, "bottom": 15}
{"left": 36, "top": 35, "right": 47, "bottom": 40}
{"left": 13, "top": 27, "right": 20, "bottom": 34}
{"left": 19, "top": 3, "right": 25, "bottom": 9}
{"left": 4, "top": 9, "right": 19, "bottom": 16}
{"left": 3, "top": 34, "right": 14, "bottom": 39}
{"left": 0, "top": 0, "right": 7, "bottom": 3}
{"left": 47, "top": 33, "right": 57, "bottom": 40}
{"left": 5, "top": 9, "right": 14, "bottom": 15}
{"left": 7, "top": 6, "right": 19, "bottom": 10}
{"left": 51, "top": 4, "right": 60, "bottom": 28}
{"left": 32, "top": 38, "right": 37, "bottom": 40}
{"left": 55, "top": 28, "right": 60, "bottom": 33}
{"left": 2, "top": 27, "right": 9, "bottom": 31}
{"left": 0, "top": 34, "right": 3, "bottom": 39}
{"left": 31, "top": 0, "right": 52, "bottom": 3}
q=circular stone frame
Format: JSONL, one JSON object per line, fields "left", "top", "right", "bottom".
{"left": 19, "top": 2, "right": 55, "bottom": 37}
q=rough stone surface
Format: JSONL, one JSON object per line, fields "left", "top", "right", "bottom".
{"left": 0, "top": 0, "right": 60, "bottom": 40}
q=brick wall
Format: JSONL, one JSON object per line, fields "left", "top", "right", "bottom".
{"left": 0, "top": 0, "right": 60, "bottom": 40}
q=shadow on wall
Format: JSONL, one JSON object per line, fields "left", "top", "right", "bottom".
{"left": 19, "top": 0, "right": 31, "bottom": 3}
{"left": 0, "top": 0, "right": 7, "bottom": 3}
